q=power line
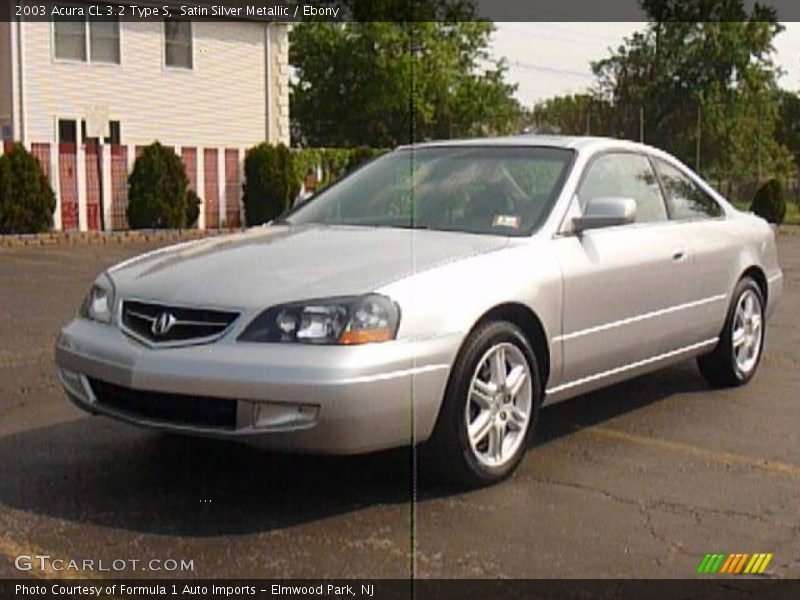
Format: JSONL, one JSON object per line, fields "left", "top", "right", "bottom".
{"left": 508, "top": 60, "right": 596, "bottom": 80}
{"left": 498, "top": 24, "right": 611, "bottom": 49}
{"left": 500, "top": 22, "right": 628, "bottom": 46}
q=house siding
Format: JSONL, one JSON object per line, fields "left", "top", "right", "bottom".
{"left": 22, "top": 19, "right": 289, "bottom": 148}
{"left": 267, "top": 23, "right": 290, "bottom": 144}
{"left": 2, "top": 18, "right": 290, "bottom": 231}
{"left": 0, "top": 21, "right": 13, "bottom": 139}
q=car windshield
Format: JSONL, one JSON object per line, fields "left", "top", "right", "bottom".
{"left": 284, "top": 146, "right": 575, "bottom": 236}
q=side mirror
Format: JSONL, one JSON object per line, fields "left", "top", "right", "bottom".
{"left": 572, "top": 197, "right": 637, "bottom": 233}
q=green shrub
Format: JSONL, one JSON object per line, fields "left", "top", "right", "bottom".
{"left": 292, "top": 147, "right": 387, "bottom": 192}
{"left": 243, "top": 143, "right": 299, "bottom": 225}
{"left": 185, "top": 190, "right": 201, "bottom": 228}
{"left": 127, "top": 142, "right": 190, "bottom": 229}
{"left": 346, "top": 146, "right": 384, "bottom": 173}
{"left": 292, "top": 148, "right": 323, "bottom": 188}
{"left": 0, "top": 143, "right": 56, "bottom": 234}
{"left": 751, "top": 179, "right": 787, "bottom": 224}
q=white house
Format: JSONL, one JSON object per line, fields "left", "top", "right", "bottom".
{"left": 0, "top": 8, "right": 290, "bottom": 231}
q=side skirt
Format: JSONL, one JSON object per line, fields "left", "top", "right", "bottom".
{"left": 543, "top": 338, "right": 719, "bottom": 406}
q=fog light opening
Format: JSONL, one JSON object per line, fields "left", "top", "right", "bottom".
{"left": 58, "top": 368, "right": 94, "bottom": 403}
{"left": 253, "top": 402, "right": 319, "bottom": 430}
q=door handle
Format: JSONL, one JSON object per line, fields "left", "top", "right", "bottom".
{"left": 672, "top": 248, "right": 686, "bottom": 261}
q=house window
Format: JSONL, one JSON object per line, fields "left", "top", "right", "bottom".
{"left": 165, "top": 20, "right": 193, "bottom": 69}
{"left": 54, "top": 15, "right": 120, "bottom": 64}
{"left": 58, "top": 119, "right": 78, "bottom": 144}
{"left": 81, "top": 120, "right": 122, "bottom": 145}
{"left": 54, "top": 19, "right": 87, "bottom": 61}
{"left": 90, "top": 19, "right": 121, "bottom": 64}
{"left": 107, "top": 121, "right": 121, "bottom": 145}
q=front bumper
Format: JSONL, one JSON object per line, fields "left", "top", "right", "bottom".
{"left": 56, "top": 318, "right": 459, "bottom": 454}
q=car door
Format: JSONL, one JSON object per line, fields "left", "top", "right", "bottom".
{"left": 554, "top": 151, "right": 695, "bottom": 389}
{"left": 652, "top": 157, "right": 732, "bottom": 342}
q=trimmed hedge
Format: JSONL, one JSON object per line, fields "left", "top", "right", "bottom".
{"left": 345, "top": 146, "right": 385, "bottom": 172}
{"left": 751, "top": 178, "right": 787, "bottom": 224}
{"left": 127, "top": 142, "right": 190, "bottom": 229}
{"left": 185, "top": 190, "right": 202, "bottom": 228}
{"left": 0, "top": 144, "right": 56, "bottom": 234}
{"left": 293, "top": 148, "right": 350, "bottom": 190}
{"left": 243, "top": 143, "right": 299, "bottom": 226}
{"left": 242, "top": 145, "right": 389, "bottom": 225}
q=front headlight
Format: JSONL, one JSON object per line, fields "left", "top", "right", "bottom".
{"left": 239, "top": 294, "right": 400, "bottom": 345}
{"left": 79, "top": 274, "right": 115, "bottom": 324}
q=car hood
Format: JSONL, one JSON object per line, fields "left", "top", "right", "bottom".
{"left": 108, "top": 224, "right": 510, "bottom": 309}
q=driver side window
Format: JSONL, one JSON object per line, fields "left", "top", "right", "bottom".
{"left": 579, "top": 153, "right": 667, "bottom": 223}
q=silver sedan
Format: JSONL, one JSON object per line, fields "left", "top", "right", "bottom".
{"left": 56, "top": 136, "right": 783, "bottom": 486}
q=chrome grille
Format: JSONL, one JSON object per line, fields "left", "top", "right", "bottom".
{"left": 121, "top": 300, "right": 239, "bottom": 345}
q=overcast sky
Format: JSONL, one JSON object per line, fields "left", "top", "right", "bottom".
{"left": 490, "top": 22, "right": 800, "bottom": 108}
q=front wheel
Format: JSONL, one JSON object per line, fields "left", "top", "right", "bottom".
{"left": 428, "top": 321, "right": 542, "bottom": 487}
{"left": 697, "top": 277, "right": 765, "bottom": 387}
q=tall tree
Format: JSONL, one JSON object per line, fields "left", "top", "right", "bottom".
{"left": 290, "top": 19, "right": 525, "bottom": 147}
{"left": 531, "top": 94, "right": 613, "bottom": 136}
{"left": 592, "top": 0, "right": 793, "bottom": 182}
{"left": 775, "top": 90, "right": 800, "bottom": 172}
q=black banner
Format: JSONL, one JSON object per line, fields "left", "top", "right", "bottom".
{"left": 5, "top": 0, "right": 800, "bottom": 22}
{"left": 2, "top": 580, "right": 800, "bottom": 600}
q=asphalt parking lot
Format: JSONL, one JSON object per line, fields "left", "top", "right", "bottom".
{"left": 0, "top": 234, "right": 798, "bottom": 580}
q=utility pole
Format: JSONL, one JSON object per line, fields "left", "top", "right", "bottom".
{"left": 695, "top": 105, "right": 701, "bottom": 172}
{"left": 757, "top": 103, "right": 763, "bottom": 182}
{"left": 639, "top": 107, "right": 644, "bottom": 143}
{"left": 585, "top": 109, "right": 591, "bottom": 136}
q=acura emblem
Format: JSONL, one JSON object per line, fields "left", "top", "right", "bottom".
{"left": 152, "top": 312, "right": 177, "bottom": 336}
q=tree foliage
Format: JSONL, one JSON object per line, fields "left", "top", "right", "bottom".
{"left": 590, "top": 1, "right": 793, "bottom": 181}
{"left": 775, "top": 90, "right": 800, "bottom": 173}
{"left": 290, "top": 17, "right": 526, "bottom": 147}
{"left": 531, "top": 94, "right": 613, "bottom": 136}
{"left": 127, "top": 142, "right": 190, "bottom": 229}
{"left": 0, "top": 144, "right": 56, "bottom": 234}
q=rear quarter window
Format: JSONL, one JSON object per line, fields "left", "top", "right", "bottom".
{"left": 654, "top": 158, "right": 723, "bottom": 220}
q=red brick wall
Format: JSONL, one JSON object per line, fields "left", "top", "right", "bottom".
{"left": 110, "top": 145, "right": 128, "bottom": 230}
{"left": 84, "top": 144, "right": 102, "bottom": 231}
{"left": 30, "top": 143, "right": 52, "bottom": 181}
{"left": 59, "top": 143, "right": 79, "bottom": 231}
{"left": 204, "top": 149, "right": 219, "bottom": 229}
{"left": 181, "top": 147, "right": 198, "bottom": 192}
{"left": 225, "top": 149, "right": 241, "bottom": 227}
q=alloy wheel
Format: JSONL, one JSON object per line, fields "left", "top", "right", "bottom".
{"left": 465, "top": 342, "right": 532, "bottom": 468}
{"left": 732, "top": 288, "right": 763, "bottom": 377}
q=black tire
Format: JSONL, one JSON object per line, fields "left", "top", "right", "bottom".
{"left": 427, "top": 320, "right": 542, "bottom": 487}
{"left": 697, "top": 277, "right": 765, "bottom": 387}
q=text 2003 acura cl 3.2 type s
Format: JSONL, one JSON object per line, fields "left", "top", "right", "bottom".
{"left": 57, "top": 136, "right": 783, "bottom": 486}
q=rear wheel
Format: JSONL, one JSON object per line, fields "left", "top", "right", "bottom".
{"left": 429, "top": 321, "right": 542, "bottom": 487}
{"left": 697, "top": 277, "right": 765, "bottom": 387}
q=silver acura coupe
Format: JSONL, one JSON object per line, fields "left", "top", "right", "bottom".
{"left": 57, "top": 136, "right": 783, "bottom": 486}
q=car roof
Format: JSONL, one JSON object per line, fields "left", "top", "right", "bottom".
{"left": 399, "top": 135, "right": 662, "bottom": 155}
